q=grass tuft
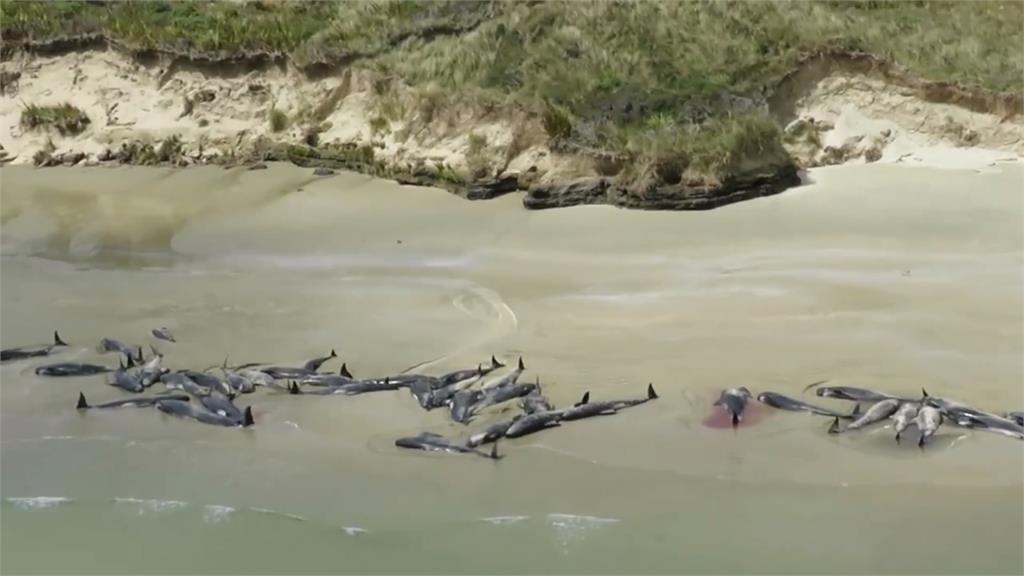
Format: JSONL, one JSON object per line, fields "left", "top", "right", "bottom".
{"left": 20, "top": 102, "right": 91, "bottom": 135}
{"left": 268, "top": 107, "right": 288, "bottom": 133}
{"left": 4, "top": 0, "right": 1020, "bottom": 182}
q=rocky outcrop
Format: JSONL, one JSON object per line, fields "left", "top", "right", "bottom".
{"left": 523, "top": 177, "right": 611, "bottom": 209}
{"left": 523, "top": 166, "right": 801, "bottom": 211}
{"left": 465, "top": 172, "right": 520, "bottom": 200}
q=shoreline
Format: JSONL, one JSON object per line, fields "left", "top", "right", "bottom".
{"left": 1, "top": 47, "right": 1021, "bottom": 210}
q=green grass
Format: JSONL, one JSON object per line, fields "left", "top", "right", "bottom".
{"left": 268, "top": 107, "right": 288, "bottom": 132}
{"left": 3, "top": 0, "right": 1021, "bottom": 182}
{"left": 20, "top": 102, "right": 91, "bottom": 135}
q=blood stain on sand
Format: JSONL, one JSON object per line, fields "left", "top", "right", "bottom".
{"left": 701, "top": 401, "right": 772, "bottom": 429}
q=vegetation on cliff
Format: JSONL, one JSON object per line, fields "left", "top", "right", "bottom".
{"left": 2, "top": 0, "right": 1021, "bottom": 188}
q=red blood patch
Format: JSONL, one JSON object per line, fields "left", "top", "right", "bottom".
{"left": 701, "top": 401, "right": 771, "bottom": 429}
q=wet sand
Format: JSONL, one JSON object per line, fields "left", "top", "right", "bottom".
{"left": 2, "top": 163, "right": 1022, "bottom": 573}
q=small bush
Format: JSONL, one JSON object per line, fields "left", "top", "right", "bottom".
{"left": 20, "top": 103, "right": 91, "bottom": 136}
{"left": 156, "top": 135, "right": 183, "bottom": 163}
{"left": 369, "top": 115, "right": 390, "bottom": 137}
{"left": 467, "top": 132, "right": 487, "bottom": 155}
{"left": 541, "top": 101, "right": 572, "bottom": 141}
{"left": 303, "top": 126, "right": 321, "bottom": 147}
{"left": 268, "top": 107, "right": 288, "bottom": 132}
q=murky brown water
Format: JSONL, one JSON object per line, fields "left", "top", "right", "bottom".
{"left": 2, "top": 163, "right": 1022, "bottom": 574}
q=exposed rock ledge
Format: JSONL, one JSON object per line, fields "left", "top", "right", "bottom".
{"left": 523, "top": 166, "right": 801, "bottom": 211}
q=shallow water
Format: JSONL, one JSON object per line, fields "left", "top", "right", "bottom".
{"left": 2, "top": 163, "right": 1022, "bottom": 574}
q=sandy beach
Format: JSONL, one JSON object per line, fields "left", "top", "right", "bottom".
{"left": 2, "top": 160, "right": 1022, "bottom": 573}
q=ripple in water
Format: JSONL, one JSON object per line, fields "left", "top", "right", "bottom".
{"left": 547, "top": 514, "right": 620, "bottom": 552}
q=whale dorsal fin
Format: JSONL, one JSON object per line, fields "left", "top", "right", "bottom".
{"left": 574, "top": 391, "right": 590, "bottom": 407}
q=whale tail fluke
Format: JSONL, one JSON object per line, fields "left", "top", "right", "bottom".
{"left": 330, "top": 349, "right": 337, "bottom": 358}
{"left": 242, "top": 406, "right": 255, "bottom": 427}
{"left": 828, "top": 417, "right": 841, "bottom": 434}
{"left": 488, "top": 441, "right": 503, "bottom": 460}
{"left": 491, "top": 355, "right": 504, "bottom": 368}
{"left": 54, "top": 331, "right": 68, "bottom": 346}
{"left": 647, "top": 383, "right": 658, "bottom": 400}
{"left": 517, "top": 357, "right": 525, "bottom": 371}
{"left": 77, "top": 392, "right": 89, "bottom": 410}
{"left": 340, "top": 363, "right": 353, "bottom": 379}
{"left": 288, "top": 381, "right": 301, "bottom": 395}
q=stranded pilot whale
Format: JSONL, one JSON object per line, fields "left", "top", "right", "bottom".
{"left": 395, "top": 432, "right": 502, "bottom": 459}
{"left": 77, "top": 391, "right": 188, "bottom": 410}
{"left": 36, "top": 362, "right": 112, "bottom": 377}
{"left": 560, "top": 383, "right": 659, "bottom": 422}
{"left": 713, "top": 387, "right": 751, "bottom": 428}
{"left": 2, "top": 331, "right": 68, "bottom": 362}
{"left": 757, "top": 390, "right": 858, "bottom": 419}
{"left": 156, "top": 398, "right": 254, "bottom": 428}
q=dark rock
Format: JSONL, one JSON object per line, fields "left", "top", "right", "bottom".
{"left": 523, "top": 177, "right": 611, "bottom": 209}
{"left": 247, "top": 162, "right": 268, "bottom": 170}
{"left": 313, "top": 167, "right": 335, "bottom": 176}
{"left": 61, "top": 151, "right": 86, "bottom": 166}
{"left": 193, "top": 89, "right": 216, "bottom": 103}
{"left": 466, "top": 173, "right": 520, "bottom": 200}
{"left": 394, "top": 173, "right": 432, "bottom": 187}
{"left": 96, "top": 148, "right": 113, "bottom": 162}
{"left": 248, "top": 83, "right": 267, "bottom": 94}
{"left": 523, "top": 166, "right": 800, "bottom": 211}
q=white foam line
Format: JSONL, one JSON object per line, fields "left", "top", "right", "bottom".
{"left": 547, "top": 513, "right": 620, "bottom": 525}
{"left": 6, "top": 496, "right": 73, "bottom": 509}
{"left": 3, "top": 435, "right": 120, "bottom": 444}
{"left": 249, "top": 507, "right": 306, "bottom": 522}
{"left": 202, "top": 504, "right": 235, "bottom": 523}
{"left": 113, "top": 497, "right": 188, "bottom": 514}
{"left": 480, "top": 515, "right": 530, "bottom": 525}
{"left": 340, "top": 526, "right": 368, "bottom": 535}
